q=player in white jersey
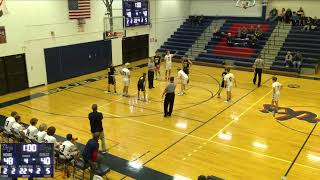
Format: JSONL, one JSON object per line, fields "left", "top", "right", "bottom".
{"left": 44, "top": 126, "right": 59, "bottom": 148}
{"left": 223, "top": 68, "right": 237, "bottom": 102}
{"left": 23, "top": 118, "right": 39, "bottom": 140}
{"left": 177, "top": 68, "right": 189, "bottom": 96}
{"left": 4, "top": 111, "right": 18, "bottom": 133}
{"left": 271, "top": 76, "right": 282, "bottom": 117}
{"left": 36, "top": 123, "right": 48, "bottom": 143}
{"left": 121, "top": 63, "right": 131, "bottom": 97}
{"left": 59, "top": 134, "right": 79, "bottom": 159}
{"left": 11, "top": 115, "right": 24, "bottom": 134}
{"left": 164, "top": 50, "right": 177, "bottom": 81}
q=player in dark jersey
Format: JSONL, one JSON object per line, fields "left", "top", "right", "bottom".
{"left": 154, "top": 53, "right": 161, "bottom": 80}
{"left": 137, "top": 73, "right": 147, "bottom": 101}
{"left": 182, "top": 56, "right": 192, "bottom": 83}
{"left": 217, "top": 68, "right": 228, "bottom": 98}
{"left": 107, "top": 65, "right": 117, "bottom": 94}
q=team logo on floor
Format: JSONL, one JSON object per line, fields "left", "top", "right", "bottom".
{"left": 260, "top": 104, "right": 320, "bottom": 123}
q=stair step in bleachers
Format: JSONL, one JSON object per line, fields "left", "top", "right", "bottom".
{"left": 271, "top": 27, "right": 320, "bottom": 74}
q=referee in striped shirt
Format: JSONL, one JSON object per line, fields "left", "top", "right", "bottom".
{"left": 252, "top": 54, "right": 264, "bottom": 87}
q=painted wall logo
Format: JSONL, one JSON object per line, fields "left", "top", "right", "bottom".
{"left": 260, "top": 104, "right": 320, "bottom": 123}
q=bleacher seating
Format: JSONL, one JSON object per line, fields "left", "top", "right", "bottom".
{"left": 157, "top": 16, "right": 214, "bottom": 58}
{"left": 196, "top": 17, "right": 276, "bottom": 67}
{"left": 271, "top": 26, "right": 320, "bottom": 73}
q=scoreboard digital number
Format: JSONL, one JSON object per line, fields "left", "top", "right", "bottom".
{"left": 0, "top": 143, "right": 54, "bottom": 178}
{"left": 123, "top": 0, "right": 149, "bottom": 27}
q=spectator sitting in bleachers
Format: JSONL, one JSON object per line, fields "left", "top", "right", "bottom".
{"left": 285, "top": 51, "right": 293, "bottom": 67}
{"left": 240, "top": 26, "right": 248, "bottom": 39}
{"left": 293, "top": 51, "right": 303, "bottom": 69}
{"left": 44, "top": 126, "right": 59, "bottom": 147}
{"left": 279, "top": 8, "right": 286, "bottom": 22}
{"left": 36, "top": 123, "right": 48, "bottom": 143}
{"left": 237, "top": 27, "right": 241, "bottom": 38}
{"left": 23, "top": 118, "right": 39, "bottom": 140}
{"left": 226, "top": 33, "right": 234, "bottom": 46}
{"left": 266, "top": 8, "right": 278, "bottom": 22}
{"left": 4, "top": 111, "right": 18, "bottom": 134}
{"left": 198, "top": 15, "right": 204, "bottom": 26}
{"left": 255, "top": 25, "right": 263, "bottom": 39}
{"left": 248, "top": 35, "right": 257, "bottom": 48}
{"left": 312, "top": 16, "right": 320, "bottom": 30}
{"left": 248, "top": 25, "right": 255, "bottom": 37}
{"left": 285, "top": 8, "right": 293, "bottom": 24}
{"left": 212, "top": 25, "right": 220, "bottom": 38}
{"left": 302, "top": 17, "right": 312, "bottom": 31}
{"left": 297, "top": 7, "right": 305, "bottom": 18}
{"left": 291, "top": 12, "right": 299, "bottom": 26}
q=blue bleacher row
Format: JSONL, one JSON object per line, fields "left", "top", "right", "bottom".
{"left": 157, "top": 16, "right": 215, "bottom": 58}
{"left": 271, "top": 27, "right": 320, "bottom": 72}
{"left": 157, "top": 16, "right": 319, "bottom": 73}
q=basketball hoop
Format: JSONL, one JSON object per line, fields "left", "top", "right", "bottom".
{"left": 77, "top": 18, "right": 86, "bottom": 32}
{"left": 236, "top": 0, "right": 256, "bottom": 9}
{"left": 103, "top": 16, "right": 126, "bottom": 40}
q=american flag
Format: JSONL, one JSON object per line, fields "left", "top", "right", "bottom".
{"left": 68, "top": 0, "right": 91, "bottom": 19}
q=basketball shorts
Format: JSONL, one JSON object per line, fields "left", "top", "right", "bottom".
{"left": 166, "top": 63, "right": 172, "bottom": 70}
{"left": 226, "top": 85, "right": 233, "bottom": 92}
{"left": 123, "top": 78, "right": 130, "bottom": 86}
{"left": 182, "top": 78, "right": 188, "bottom": 85}
{"left": 272, "top": 93, "right": 280, "bottom": 102}
{"left": 108, "top": 76, "right": 115, "bottom": 85}
{"left": 137, "top": 83, "right": 145, "bottom": 91}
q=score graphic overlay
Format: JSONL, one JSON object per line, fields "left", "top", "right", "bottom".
{"left": 0, "top": 143, "right": 54, "bottom": 178}
{"left": 123, "top": 0, "right": 149, "bottom": 27}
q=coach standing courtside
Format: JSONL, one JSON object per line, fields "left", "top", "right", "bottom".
{"left": 162, "top": 77, "right": 176, "bottom": 117}
{"left": 253, "top": 54, "right": 264, "bottom": 87}
{"left": 88, "top": 104, "right": 106, "bottom": 153}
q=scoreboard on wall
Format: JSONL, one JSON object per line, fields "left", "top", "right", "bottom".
{"left": 0, "top": 143, "right": 54, "bottom": 178}
{"left": 123, "top": 0, "right": 149, "bottom": 27}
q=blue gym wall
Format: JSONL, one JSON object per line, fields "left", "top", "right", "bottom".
{"left": 44, "top": 40, "right": 112, "bottom": 84}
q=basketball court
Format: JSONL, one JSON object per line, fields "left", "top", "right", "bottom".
{"left": 1, "top": 60, "right": 319, "bottom": 179}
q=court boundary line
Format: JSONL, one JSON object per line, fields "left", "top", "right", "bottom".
{"left": 284, "top": 123, "right": 318, "bottom": 177}
{"left": 141, "top": 77, "right": 272, "bottom": 168}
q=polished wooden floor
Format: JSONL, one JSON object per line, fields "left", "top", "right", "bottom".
{"left": 1, "top": 60, "right": 320, "bottom": 180}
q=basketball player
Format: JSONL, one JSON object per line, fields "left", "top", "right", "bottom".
{"left": 107, "top": 64, "right": 117, "bottom": 93}
{"left": 271, "top": 76, "right": 282, "bottom": 117}
{"left": 137, "top": 73, "right": 147, "bottom": 101}
{"left": 121, "top": 63, "right": 131, "bottom": 97}
{"left": 224, "top": 68, "right": 237, "bottom": 102}
{"left": 36, "top": 123, "right": 48, "bottom": 143}
{"left": 44, "top": 126, "right": 59, "bottom": 147}
{"left": 4, "top": 111, "right": 18, "bottom": 133}
{"left": 60, "top": 134, "right": 79, "bottom": 160}
{"left": 177, "top": 67, "right": 189, "bottom": 96}
{"left": 23, "top": 118, "right": 39, "bottom": 140}
{"left": 11, "top": 115, "right": 24, "bottom": 134}
{"left": 154, "top": 52, "right": 161, "bottom": 80}
{"left": 182, "top": 56, "right": 192, "bottom": 83}
{"left": 59, "top": 134, "right": 79, "bottom": 177}
{"left": 217, "top": 68, "right": 228, "bottom": 98}
{"left": 165, "top": 50, "right": 177, "bottom": 81}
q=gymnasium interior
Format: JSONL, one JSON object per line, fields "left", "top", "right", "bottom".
{"left": 0, "top": 0, "right": 319, "bottom": 179}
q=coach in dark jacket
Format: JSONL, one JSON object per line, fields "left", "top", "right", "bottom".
{"left": 88, "top": 104, "right": 106, "bottom": 153}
